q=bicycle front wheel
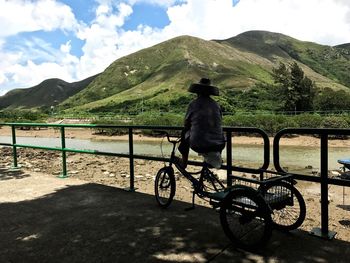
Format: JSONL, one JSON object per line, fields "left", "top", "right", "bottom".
{"left": 155, "top": 167, "right": 176, "bottom": 208}
{"left": 220, "top": 187, "right": 272, "bottom": 250}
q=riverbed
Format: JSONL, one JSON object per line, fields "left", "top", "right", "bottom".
{"left": 1, "top": 135, "right": 349, "bottom": 172}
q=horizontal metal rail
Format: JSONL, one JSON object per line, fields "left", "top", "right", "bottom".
{"left": 0, "top": 123, "right": 270, "bottom": 189}
{"left": 274, "top": 128, "right": 350, "bottom": 187}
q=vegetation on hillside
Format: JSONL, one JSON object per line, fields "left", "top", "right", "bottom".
{"left": 56, "top": 32, "right": 350, "bottom": 115}
{"left": 0, "top": 110, "right": 47, "bottom": 123}
{"left": 0, "top": 75, "right": 99, "bottom": 110}
{"left": 222, "top": 31, "right": 350, "bottom": 88}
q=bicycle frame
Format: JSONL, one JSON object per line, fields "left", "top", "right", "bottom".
{"left": 164, "top": 132, "right": 225, "bottom": 196}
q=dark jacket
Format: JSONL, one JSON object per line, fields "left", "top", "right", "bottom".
{"left": 183, "top": 96, "right": 225, "bottom": 153}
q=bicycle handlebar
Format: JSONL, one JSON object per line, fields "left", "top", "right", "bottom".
{"left": 154, "top": 130, "right": 181, "bottom": 144}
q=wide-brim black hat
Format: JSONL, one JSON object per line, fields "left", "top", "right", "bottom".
{"left": 188, "top": 78, "right": 219, "bottom": 96}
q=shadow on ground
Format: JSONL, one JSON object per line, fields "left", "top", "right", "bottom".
{"left": 0, "top": 167, "right": 30, "bottom": 181}
{"left": 337, "top": 204, "right": 350, "bottom": 211}
{"left": 0, "top": 183, "right": 349, "bottom": 263}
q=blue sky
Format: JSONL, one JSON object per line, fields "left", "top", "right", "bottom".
{"left": 0, "top": 0, "right": 350, "bottom": 95}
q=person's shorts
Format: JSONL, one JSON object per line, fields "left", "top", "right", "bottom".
{"left": 199, "top": 151, "right": 222, "bottom": 169}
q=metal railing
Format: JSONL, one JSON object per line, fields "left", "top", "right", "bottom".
{"left": 0, "top": 123, "right": 269, "bottom": 190}
{"left": 274, "top": 128, "right": 350, "bottom": 239}
{"left": 2, "top": 123, "right": 350, "bottom": 240}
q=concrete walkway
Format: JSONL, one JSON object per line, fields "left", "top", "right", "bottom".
{"left": 0, "top": 168, "right": 349, "bottom": 262}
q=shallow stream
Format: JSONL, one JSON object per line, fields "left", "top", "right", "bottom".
{"left": 0, "top": 136, "right": 349, "bottom": 172}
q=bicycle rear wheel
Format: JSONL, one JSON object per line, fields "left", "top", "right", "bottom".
{"left": 155, "top": 167, "right": 176, "bottom": 208}
{"left": 263, "top": 181, "right": 306, "bottom": 231}
{"left": 220, "top": 187, "right": 272, "bottom": 250}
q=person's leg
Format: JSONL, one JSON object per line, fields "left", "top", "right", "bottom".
{"left": 178, "top": 139, "right": 189, "bottom": 168}
{"left": 203, "top": 151, "right": 222, "bottom": 169}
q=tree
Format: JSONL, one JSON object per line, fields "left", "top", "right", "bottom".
{"left": 272, "top": 62, "right": 315, "bottom": 113}
{"left": 299, "top": 76, "right": 315, "bottom": 111}
{"left": 314, "top": 87, "right": 350, "bottom": 112}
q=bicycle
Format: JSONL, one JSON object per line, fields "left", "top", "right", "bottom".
{"left": 154, "top": 131, "right": 273, "bottom": 250}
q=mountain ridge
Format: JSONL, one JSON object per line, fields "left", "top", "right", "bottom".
{"left": 0, "top": 74, "right": 99, "bottom": 110}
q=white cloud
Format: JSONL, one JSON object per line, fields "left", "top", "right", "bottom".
{"left": 165, "top": 0, "right": 235, "bottom": 39}
{"left": 0, "top": 0, "right": 81, "bottom": 95}
{"left": 126, "top": 0, "right": 183, "bottom": 8}
{"left": 162, "top": 0, "right": 350, "bottom": 45}
{"left": 1, "top": 0, "right": 350, "bottom": 96}
{"left": 230, "top": 0, "right": 350, "bottom": 46}
{"left": 0, "top": 31, "right": 81, "bottom": 93}
{"left": 0, "top": 39, "right": 79, "bottom": 95}
{"left": 0, "top": 0, "right": 79, "bottom": 37}
{"left": 75, "top": 2, "right": 133, "bottom": 79}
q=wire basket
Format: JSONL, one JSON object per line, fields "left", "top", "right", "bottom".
{"left": 231, "top": 170, "right": 294, "bottom": 207}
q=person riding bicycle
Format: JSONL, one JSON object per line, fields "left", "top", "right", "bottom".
{"left": 178, "top": 78, "right": 226, "bottom": 169}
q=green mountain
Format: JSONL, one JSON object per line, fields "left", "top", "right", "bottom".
{"left": 2, "top": 31, "right": 350, "bottom": 113}
{"left": 61, "top": 34, "right": 280, "bottom": 113}
{"left": 219, "top": 30, "right": 350, "bottom": 89}
{"left": 0, "top": 74, "right": 99, "bottom": 110}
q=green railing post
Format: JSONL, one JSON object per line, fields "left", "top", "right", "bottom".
{"left": 59, "top": 126, "right": 68, "bottom": 178}
{"left": 226, "top": 131, "right": 232, "bottom": 187}
{"left": 127, "top": 127, "right": 135, "bottom": 192}
{"left": 11, "top": 125, "right": 19, "bottom": 169}
{"left": 311, "top": 134, "right": 336, "bottom": 239}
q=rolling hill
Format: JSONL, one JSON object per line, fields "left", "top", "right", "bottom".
{"left": 219, "top": 30, "right": 350, "bottom": 89}
{"left": 60, "top": 34, "right": 278, "bottom": 113}
{"left": 227, "top": 31, "right": 350, "bottom": 87}
{"left": 1, "top": 30, "right": 349, "bottom": 113}
{"left": 0, "top": 74, "right": 99, "bottom": 110}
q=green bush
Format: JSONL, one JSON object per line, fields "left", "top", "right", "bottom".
{"left": 0, "top": 110, "right": 47, "bottom": 123}
{"left": 223, "top": 114, "right": 255, "bottom": 127}
{"left": 223, "top": 113, "right": 298, "bottom": 135}
{"left": 293, "top": 113, "right": 323, "bottom": 128}
{"left": 91, "top": 118, "right": 129, "bottom": 135}
{"left": 341, "top": 114, "right": 350, "bottom": 126}
{"left": 321, "top": 116, "right": 349, "bottom": 129}
{"left": 321, "top": 116, "right": 349, "bottom": 139}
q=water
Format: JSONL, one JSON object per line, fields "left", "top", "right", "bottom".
{"left": 278, "top": 145, "right": 349, "bottom": 172}
{"left": 0, "top": 136, "right": 349, "bottom": 171}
